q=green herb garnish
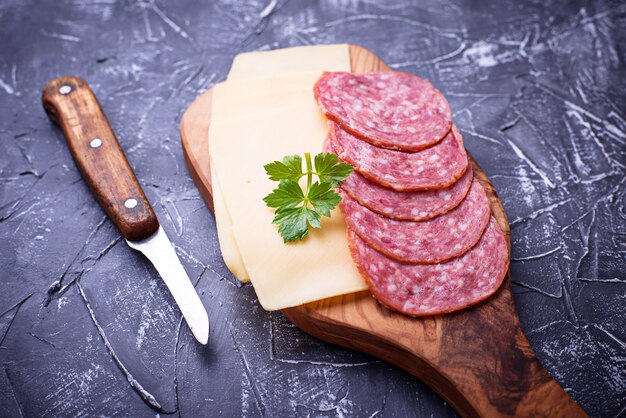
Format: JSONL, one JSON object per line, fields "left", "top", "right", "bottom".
{"left": 263, "top": 152, "right": 353, "bottom": 243}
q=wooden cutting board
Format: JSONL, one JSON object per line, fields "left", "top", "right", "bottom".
{"left": 180, "top": 45, "right": 586, "bottom": 418}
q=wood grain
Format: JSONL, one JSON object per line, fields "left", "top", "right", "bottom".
{"left": 43, "top": 76, "right": 159, "bottom": 241}
{"left": 180, "top": 45, "right": 586, "bottom": 417}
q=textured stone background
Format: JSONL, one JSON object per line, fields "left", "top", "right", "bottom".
{"left": 0, "top": 0, "right": 624, "bottom": 416}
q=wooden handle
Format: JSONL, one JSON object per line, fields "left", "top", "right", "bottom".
{"left": 284, "top": 279, "right": 587, "bottom": 418}
{"left": 42, "top": 76, "right": 159, "bottom": 241}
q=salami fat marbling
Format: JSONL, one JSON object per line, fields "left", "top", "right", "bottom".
{"left": 347, "top": 218, "right": 508, "bottom": 316}
{"left": 339, "top": 179, "right": 490, "bottom": 264}
{"left": 315, "top": 71, "right": 452, "bottom": 151}
{"left": 331, "top": 123, "right": 468, "bottom": 191}
{"left": 342, "top": 161, "right": 473, "bottom": 221}
{"left": 325, "top": 138, "right": 473, "bottom": 221}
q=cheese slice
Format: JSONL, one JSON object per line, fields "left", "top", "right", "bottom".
{"left": 212, "top": 86, "right": 313, "bottom": 124}
{"left": 214, "top": 73, "right": 323, "bottom": 101}
{"left": 210, "top": 163, "right": 249, "bottom": 281}
{"left": 209, "top": 102, "right": 367, "bottom": 310}
{"left": 210, "top": 93, "right": 321, "bottom": 282}
{"left": 210, "top": 44, "right": 351, "bottom": 288}
{"left": 209, "top": 78, "right": 321, "bottom": 283}
{"left": 227, "top": 44, "right": 350, "bottom": 81}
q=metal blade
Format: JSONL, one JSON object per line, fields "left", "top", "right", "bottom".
{"left": 127, "top": 226, "right": 209, "bottom": 344}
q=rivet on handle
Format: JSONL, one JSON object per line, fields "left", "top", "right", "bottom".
{"left": 90, "top": 138, "right": 103, "bottom": 148}
{"left": 124, "top": 198, "right": 138, "bottom": 209}
{"left": 59, "top": 85, "right": 72, "bottom": 95}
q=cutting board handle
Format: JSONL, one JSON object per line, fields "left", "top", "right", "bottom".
{"left": 284, "top": 283, "right": 587, "bottom": 418}
{"left": 42, "top": 76, "right": 159, "bottom": 241}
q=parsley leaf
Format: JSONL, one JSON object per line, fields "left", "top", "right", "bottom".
{"left": 264, "top": 155, "right": 303, "bottom": 182}
{"left": 308, "top": 181, "right": 341, "bottom": 217}
{"left": 314, "top": 153, "right": 355, "bottom": 186}
{"left": 263, "top": 152, "right": 353, "bottom": 243}
{"left": 262, "top": 180, "right": 304, "bottom": 209}
{"left": 272, "top": 206, "right": 316, "bottom": 242}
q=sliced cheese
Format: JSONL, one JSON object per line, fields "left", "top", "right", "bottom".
{"left": 212, "top": 86, "right": 313, "bottom": 124}
{"left": 227, "top": 44, "right": 350, "bottom": 81}
{"left": 210, "top": 163, "right": 249, "bottom": 281}
{"left": 210, "top": 44, "right": 352, "bottom": 291}
{"left": 210, "top": 93, "right": 314, "bottom": 282}
{"left": 214, "top": 73, "right": 323, "bottom": 101}
{"left": 209, "top": 102, "right": 367, "bottom": 310}
{"left": 209, "top": 80, "right": 319, "bottom": 283}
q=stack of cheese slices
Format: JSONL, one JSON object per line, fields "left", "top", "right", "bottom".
{"left": 208, "top": 45, "right": 367, "bottom": 311}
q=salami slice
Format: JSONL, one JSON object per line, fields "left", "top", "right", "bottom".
{"left": 325, "top": 138, "right": 473, "bottom": 221}
{"left": 342, "top": 161, "right": 473, "bottom": 221}
{"left": 347, "top": 218, "right": 508, "bottom": 316}
{"left": 314, "top": 71, "right": 452, "bottom": 151}
{"left": 339, "top": 179, "right": 491, "bottom": 264}
{"left": 331, "top": 123, "right": 468, "bottom": 191}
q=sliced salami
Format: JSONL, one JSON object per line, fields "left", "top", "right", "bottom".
{"left": 314, "top": 71, "right": 452, "bottom": 151}
{"left": 342, "top": 161, "right": 473, "bottom": 221}
{"left": 348, "top": 218, "right": 508, "bottom": 316}
{"left": 325, "top": 138, "right": 473, "bottom": 221}
{"left": 339, "top": 179, "right": 490, "bottom": 264}
{"left": 331, "top": 123, "right": 468, "bottom": 191}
